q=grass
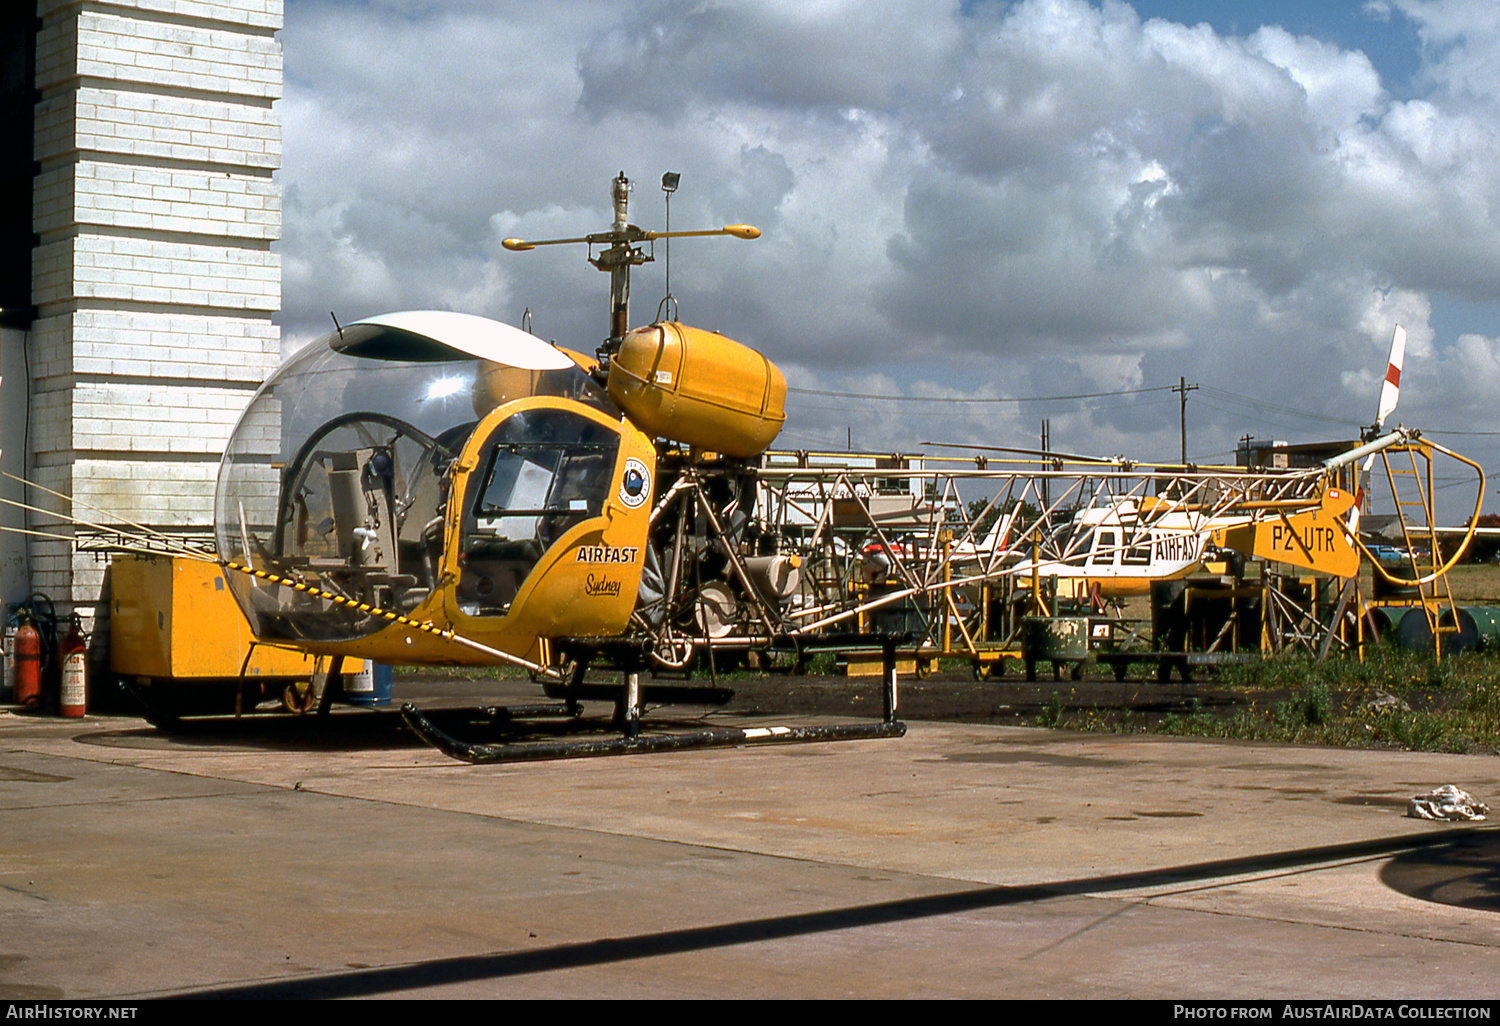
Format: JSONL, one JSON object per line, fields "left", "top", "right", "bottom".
{"left": 390, "top": 648, "right": 847, "bottom": 681}
{"left": 1213, "top": 645, "right": 1465, "bottom": 692}
{"left": 392, "top": 664, "right": 532, "bottom": 681}
{"left": 1035, "top": 647, "right": 1500, "bottom": 754}
{"left": 1423, "top": 562, "right": 1500, "bottom": 604}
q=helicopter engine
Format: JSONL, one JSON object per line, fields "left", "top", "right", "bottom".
{"left": 629, "top": 454, "right": 806, "bottom": 670}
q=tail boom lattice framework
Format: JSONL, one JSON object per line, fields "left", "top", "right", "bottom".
{"left": 623, "top": 446, "right": 1423, "bottom": 672}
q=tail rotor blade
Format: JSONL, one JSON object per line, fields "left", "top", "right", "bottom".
{"left": 1375, "top": 324, "right": 1406, "bottom": 430}
{"left": 1365, "top": 325, "right": 1406, "bottom": 472}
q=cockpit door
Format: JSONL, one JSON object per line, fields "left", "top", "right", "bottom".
{"left": 445, "top": 396, "right": 653, "bottom": 643}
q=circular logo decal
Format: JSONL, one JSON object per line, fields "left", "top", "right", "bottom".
{"left": 619, "top": 457, "right": 651, "bottom": 509}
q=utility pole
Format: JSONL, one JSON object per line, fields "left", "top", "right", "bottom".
{"left": 1173, "top": 377, "right": 1198, "bottom": 464}
{"left": 1040, "top": 418, "right": 1050, "bottom": 507}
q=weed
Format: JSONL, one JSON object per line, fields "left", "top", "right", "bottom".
{"left": 1368, "top": 709, "right": 1451, "bottom": 752}
{"left": 392, "top": 664, "right": 529, "bottom": 681}
{"left": 1466, "top": 678, "right": 1500, "bottom": 720}
{"left": 806, "top": 652, "right": 838, "bottom": 676}
{"left": 1035, "top": 691, "right": 1065, "bottom": 728}
{"left": 1298, "top": 682, "right": 1332, "bottom": 726}
{"left": 1028, "top": 649, "right": 1500, "bottom": 754}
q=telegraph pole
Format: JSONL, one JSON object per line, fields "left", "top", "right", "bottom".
{"left": 1040, "top": 418, "right": 1050, "bottom": 506}
{"left": 1173, "top": 377, "right": 1198, "bottom": 464}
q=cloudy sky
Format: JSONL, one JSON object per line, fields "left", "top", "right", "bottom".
{"left": 275, "top": 0, "right": 1500, "bottom": 514}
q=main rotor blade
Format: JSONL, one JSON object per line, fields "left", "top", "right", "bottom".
{"left": 344, "top": 311, "right": 575, "bottom": 370}
{"left": 645, "top": 224, "right": 761, "bottom": 241}
{"left": 922, "top": 440, "right": 1117, "bottom": 465}
{"left": 501, "top": 235, "right": 590, "bottom": 251}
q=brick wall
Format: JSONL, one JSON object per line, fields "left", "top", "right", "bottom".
{"left": 34, "top": 162, "right": 280, "bottom": 240}
{"left": 20, "top": 0, "right": 283, "bottom": 614}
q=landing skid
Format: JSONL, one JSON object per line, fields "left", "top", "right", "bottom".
{"left": 399, "top": 704, "right": 905, "bottom": 763}
{"left": 402, "top": 637, "right": 908, "bottom": 763}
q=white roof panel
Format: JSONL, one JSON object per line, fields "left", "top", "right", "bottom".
{"left": 346, "top": 311, "right": 575, "bottom": 370}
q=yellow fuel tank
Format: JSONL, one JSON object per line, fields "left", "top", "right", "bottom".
{"left": 607, "top": 322, "right": 786, "bottom": 458}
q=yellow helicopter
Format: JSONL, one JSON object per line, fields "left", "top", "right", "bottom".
{"left": 215, "top": 173, "right": 784, "bottom": 679}
{"left": 0, "top": 167, "right": 1478, "bottom": 759}
{"left": 206, "top": 171, "right": 892, "bottom": 756}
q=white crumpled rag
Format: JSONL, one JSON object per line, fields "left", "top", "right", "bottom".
{"left": 1407, "top": 785, "right": 1489, "bottom": 821}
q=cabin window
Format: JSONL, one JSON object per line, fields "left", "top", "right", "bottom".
{"left": 1122, "top": 531, "right": 1151, "bottom": 566}
{"left": 1090, "top": 530, "right": 1116, "bottom": 566}
{"left": 1051, "top": 522, "right": 1079, "bottom": 562}
{"left": 255, "top": 414, "right": 458, "bottom": 642}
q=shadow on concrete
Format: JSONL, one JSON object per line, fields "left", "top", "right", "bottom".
{"left": 1381, "top": 830, "right": 1500, "bottom": 912}
{"left": 176, "top": 825, "right": 1496, "bottom": 999}
{"left": 72, "top": 697, "right": 756, "bottom": 754}
{"left": 72, "top": 706, "right": 643, "bottom": 753}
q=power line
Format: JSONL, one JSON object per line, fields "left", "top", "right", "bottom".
{"left": 783, "top": 397, "right": 1179, "bottom": 419}
{"left": 787, "top": 381, "right": 1368, "bottom": 432}
{"left": 1196, "top": 385, "right": 1364, "bottom": 428}
{"left": 786, "top": 384, "right": 1177, "bottom": 403}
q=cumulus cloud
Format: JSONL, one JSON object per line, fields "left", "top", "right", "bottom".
{"left": 276, "top": 0, "right": 1500, "bottom": 474}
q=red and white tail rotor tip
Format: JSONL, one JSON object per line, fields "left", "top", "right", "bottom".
{"left": 1375, "top": 324, "right": 1406, "bottom": 430}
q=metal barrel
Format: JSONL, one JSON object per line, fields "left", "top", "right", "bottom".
{"left": 1435, "top": 608, "right": 1480, "bottom": 654}
{"left": 347, "top": 661, "right": 394, "bottom": 706}
{"left": 1020, "top": 616, "right": 1089, "bottom": 661}
{"left": 1372, "top": 569, "right": 1420, "bottom": 601}
{"left": 1394, "top": 607, "right": 1433, "bottom": 652}
{"left": 1454, "top": 606, "right": 1500, "bottom": 652}
{"left": 1364, "top": 606, "right": 1400, "bottom": 639}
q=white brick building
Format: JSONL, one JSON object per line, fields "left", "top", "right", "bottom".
{"left": 0, "top": 0, "right": 283, "bottom": 617}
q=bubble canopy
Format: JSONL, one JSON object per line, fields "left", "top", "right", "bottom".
{"left": 214, "top": 312, "right": 610, "bottom": 642}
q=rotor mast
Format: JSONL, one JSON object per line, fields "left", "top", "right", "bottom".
{"left": 594, "top": 172, "right": 648, "bottom": 342}
{"left": 502, "top": 172, "right": 760, "bottom": 344}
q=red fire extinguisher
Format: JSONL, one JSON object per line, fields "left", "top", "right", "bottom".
{"left": 13, "top": 610, "right": 41, "bottom": 708}
{"left": 59, "top": 614, "right": 87, "bottom": 719}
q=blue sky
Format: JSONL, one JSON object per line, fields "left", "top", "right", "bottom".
{"left": 1133, "top": 2, "right": 1423, "bottom": 88}
{"left": 275, "top": 0, "right": 1500, "bottom": 510}
{"left": 1131, "top": 1, "right": 1493, "bottom": 343}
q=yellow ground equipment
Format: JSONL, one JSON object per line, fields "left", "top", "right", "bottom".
{"left": 110, "top": 553, "right": 312, "bottom": 712}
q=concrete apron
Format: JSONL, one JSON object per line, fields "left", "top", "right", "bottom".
{"left": 0, "top": 708, "right": 1496, "bottom": 999}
